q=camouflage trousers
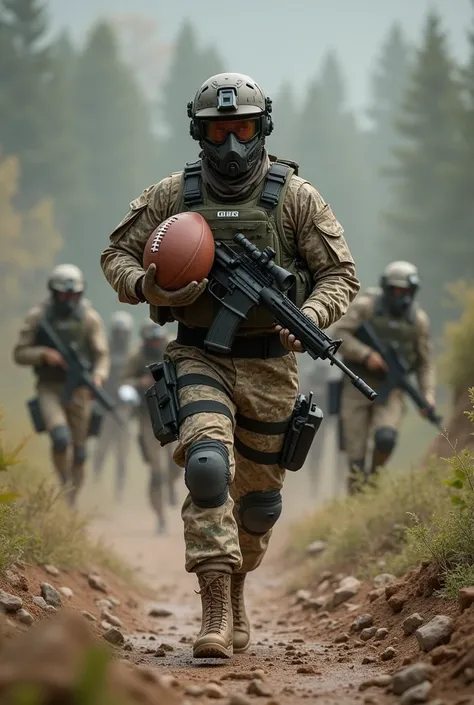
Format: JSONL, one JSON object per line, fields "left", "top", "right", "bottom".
{"left": 92, "top": 409, "right": 131, "bottom": 489}
{"left": 166, "top": 341, "right": 299, "bottom": 574}
{"left": 38, "top": 382, "right": 92, "bottom": 443}
{"left": 139, "top": 410, "right": 179, "bottom": 522}
{"left": 340, "top": 377, "right": 405, "bottom": 461}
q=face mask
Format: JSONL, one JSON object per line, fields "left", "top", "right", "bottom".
{"left": 52, "top": 295, "right": 81, "bottom": 318}
{"left": 203, "top": 131, "right": 263, "bottom": 178}
{"left": 384, "top": 288, "right": 414, "bottom": 318}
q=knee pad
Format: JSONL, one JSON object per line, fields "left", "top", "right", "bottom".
{"left": 150, "top": 472, "right": 162, "bottom": 490}
{"left": 185, "top": 440, "right": 230, "bottom": 509}
{"left": 50, "top": 425, "right": 71, "bottom": 453}
{"left": 374, "top": 427, "right": 397, "bottom": 453}
{"left": 73, "top": 445, "right": 87, "bottom": 465}
{"left": 239, "top": 490, "right": 282, "bottom": 536}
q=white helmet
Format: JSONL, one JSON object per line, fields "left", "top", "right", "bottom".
{"left": 110, "top": 311, "right": 133, "bottom": 331}
{"left": 381, "top": 261, "right": 419, "bottom": 290}
{"left": 48, "top": 264, "right": 84, "bottom": 293}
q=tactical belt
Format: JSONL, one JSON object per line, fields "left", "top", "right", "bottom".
{"left": 176, "top": 324, "right": 287, "bottom": 359}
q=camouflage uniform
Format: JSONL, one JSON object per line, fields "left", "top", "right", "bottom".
{"left": 333, "top": 287, "right": 435, "bottom": 482}
{"left": 13, "top": 296, "right": 109, "bottom": 501}
{"left": 101, "top": 72, "right": 359, "bottom": 659}
{"left": 121, "top": 326, "right": 179, "bottom": 533}
{"left": 93, "top": 312, "right": 133, "bottom": 498}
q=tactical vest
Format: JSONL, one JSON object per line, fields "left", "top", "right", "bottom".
{"left": 353, "top": 296, "right": 420, "bottom": 374}
{"left": 149, "top": 157, "right": 312, "bottom": 330}
{"left": 34, "top": 303, "right": 94, "bottom": 384}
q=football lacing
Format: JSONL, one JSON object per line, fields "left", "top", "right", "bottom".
{"left": 150, "top": 216, "right": 178, "bottom": 253}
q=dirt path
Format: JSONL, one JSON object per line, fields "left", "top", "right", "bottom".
{"left": 89, "top": 451, "right": 395, "bottom": 705}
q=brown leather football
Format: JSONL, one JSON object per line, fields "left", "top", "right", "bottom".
{"left": 143, "top": 212, "right": 215, "bottom": 291}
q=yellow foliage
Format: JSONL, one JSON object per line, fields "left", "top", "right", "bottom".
{"left": 0, "top": 148, "right": 62, "bottom": 321}
{"left": 442, "top": 282, "right": 474, "bottom": 392}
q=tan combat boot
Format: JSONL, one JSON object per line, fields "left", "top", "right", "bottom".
{"left": 231, "top": 572, "right": 251, "bottom": 653}
{"left": 194, "top": 562, "right": 233, "bottom": 659}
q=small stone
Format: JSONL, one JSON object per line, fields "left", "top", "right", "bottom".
{"left": 228, "top": 695, "right": 253, "bottom": 705}
{"left": 359, "top": 675, "right": 393, "bottom": 691}
{"left": 295, "top": 589, "right": 312, "bottom": 604}
{"left": 102, "top": 610, "right": 122, "bottom": 628}
{"left": 388, "top": 593, "right": 406, "bottom": 613}
{"left": 81, "top": 610, "right": 97, "bottom": 621}
{"left": 16, "top": 608, "right": 34, "bottom": 625}
{"left": 350, "top": 614, "right": 374, "bottom": 633}
{"left": 415, "top": 615, "right": 454, "bottom": 652}
{"left": 247, "top": 680, "right": 273, "bottom": 697}
{"left": 184, "top": 685, "right": 205, "bottom": 697}
{"left": 43, "top": 564, "right": 60, "bottom": 576}
{"left": 103, "top": 628, "right": 125, "bottom": 646}
{"left": 385, "top": 579, "right": 407, "bottom": 599}
{"left": 458, "top": 586, "right": 474, "bottom": 613}
{"left": 154, "top": 648, "right": 166, "bottom": 657}
{"left": 6, "top": 571, "right": 28, "bottom": 592}
{"left": 148, "top": 606, "right": 173, "bottom": 617}
{"left": 400, "top": 681, "right": 432, "bottom": 705}
{"left": 373, "top": 573, "right": 396, "bottom": 588}
{"left": 464, "top": 667, "right": 474, "bottom": 684}
{"left": 392, "top": 663, "right": 436, "bottom": 695}
{"left": 88, "top": 573, "right": 107, "bottom": 592}
{"left": 306, "top": 540, "right": 327, "bottom": 556}
{"left": 158, "top": 642, "right": 174, "bottom": 652}
{"left": 362, "top": 656, "right": 376, "bottom": 664}
{"left": 332, "top": 586, "right": 358, "bottom": 608}
{"left": 40, "top": 583, "right": 62, "bottom": 608}
{"left": 123, "top": 642, "right": 133, "bottom": 651}
{"left": 381, "top": 646, "right": 397, "bottom": 661}
{"left": 297, "top": 666, "right": 317, "bottom": 674}
{"left": 204, "top": 683, "right": 225, "bottom": 699}
{"left": 32, "top": 596, "right": 48, "bottom": 610}
{"left": 403, "top": 613, "right": 424, "bottom": 636}
{"left": 101, "top": 620, "right": 113, "bottom": 630}
{"left": 109, "top": 597, "right": 120, "bottom": 607}
{"left": 339, "top": 576, "right": 362, "bottom": 592}
{"left": 374, "top": 628, "right": 389, "bottom": 641}
{"left": 0, "top": 589, "right": 23, "bottom": 613}
{"left": 58, "top": 587, "right": 73, "bottom": 599}
{"left": 360, "top": 627, "right": 377, "bottom": 642}
{"left": 430, "top": 646, "right": 458, "bottom": 665}
{"left": 368, "top": 588, "right": 384, "bottom": 602}
{"left": 334, "top": 633, "right": 349, "bottom": 643}
{"left": 302, "top": 597, "right": 326, "bottom": 611}
{"left": 97, "top": 599, "right": 114, "bottom": 612}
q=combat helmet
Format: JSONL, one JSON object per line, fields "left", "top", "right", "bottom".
{"left": 48, "top": 264, "right": 85, "bottom": 317}
{"left": 380, "top": 261, "right": 419, "bottom": 317}
{"left": 187, "top": 73, "right": 273, "bottom": 178}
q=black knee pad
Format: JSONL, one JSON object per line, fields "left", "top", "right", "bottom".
{"left": 374, "top": 426, "right": 397, "bottom": 453}
{"left": 150, "top": 472, "right": 162, "bottom": 489}
{"left": 50, "top": 425, "right": 71, "bottom": 453}
{"left": 239, "top": 490, "right": 282, "bottom": 536}
{"left": 73, "top": 445, "right": 86, "bottom": 465}
{"left": 185, "top": 440, "right": 230, "bottom": 508}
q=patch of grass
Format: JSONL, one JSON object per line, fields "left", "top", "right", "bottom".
{"left": 442, "top": 282, "right": 474, "bottom": 392}
{"left": 289, "top": 389, "right": 474, "bottom": 597}
{"left": 0, "top": 410, "right": 143, "bottom": 587}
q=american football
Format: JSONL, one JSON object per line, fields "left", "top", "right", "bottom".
{"left": 143, "top": 212, "right": 215, "bottom": 291}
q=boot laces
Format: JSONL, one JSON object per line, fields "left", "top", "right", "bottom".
{"left": 231, "top": 574, "right": 246, "bottom": 628}
{"left": 197, "top": 574, "right": 228, "bottom": 633}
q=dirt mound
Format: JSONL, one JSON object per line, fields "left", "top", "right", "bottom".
{"left": 287, "top": 562, "right": 474, "bottom": 703}
{"left": 425, "top": 387, "right": 474, "bottom": 461}
{"left": 0, "top": 611, "right": 180, "bottom": 704}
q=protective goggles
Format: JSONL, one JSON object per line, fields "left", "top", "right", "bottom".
{"left": 202, "top": 118, "right": 259, "bottom": 144}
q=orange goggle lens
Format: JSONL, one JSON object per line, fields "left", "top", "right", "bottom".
{"left": 203, "top": 119, "right": 258, "bottom": 144}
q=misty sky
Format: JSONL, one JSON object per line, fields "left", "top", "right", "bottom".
{"left": 46, "top": 0, "right": 469, "bottom": 117}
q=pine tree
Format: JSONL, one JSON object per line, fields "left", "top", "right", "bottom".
{"left": 159, "top": 21, "right": 225, "bottom": 175}
{"left": 294, "top": 53, "right": 375, "bottom": 283}
{"left": 0, "top": 0, "right": 51, "bottom": 206}
{"left": 383, "top": 11, "right": 463, "bottom": 330}
{"left": 268, "top": 81, "right": 299, "bottom": 159}
{"left": 0, "top": 148, "right": 62, "bottom": 324}
{"left": 369, "top": 23, "right": 412, "bottom": 174}
{"left": 65, "top": 20, "right": 158, "bottom": 308}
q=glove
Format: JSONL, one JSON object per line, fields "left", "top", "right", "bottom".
{"left": 141, "top": 263, "right": 208, "bottom": 307}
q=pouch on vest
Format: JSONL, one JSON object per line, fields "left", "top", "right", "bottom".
{"left": 27, "top": 397, "right": 46, "bottom": 433}
{"left": 280, "top": 393, "right": 324, "bottom": 472}
{"left": 88, "top": 405, "right": 104, "bottom": 437}
{"left": 145, "top": 361, "right": 180, "bottom": 446}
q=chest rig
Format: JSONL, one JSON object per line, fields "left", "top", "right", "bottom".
{"left": 162, "top": 157, "right": 312, "bottom": 331}
{"left": 370, "top": 296, "right": 419, "bottom": 372}
{"left": 34, "top": 303, "right": 93, "bottom": 383}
